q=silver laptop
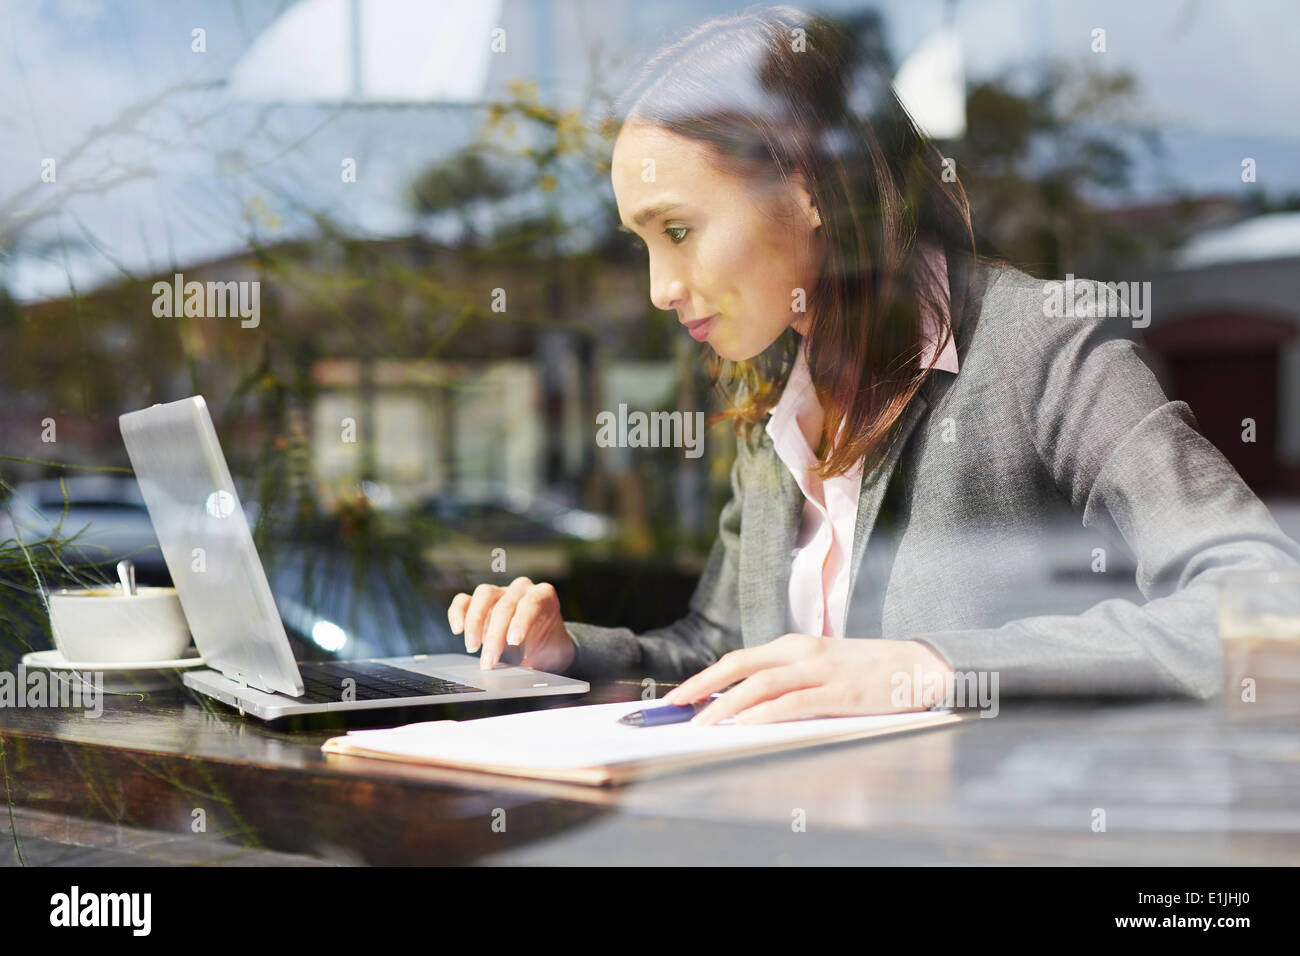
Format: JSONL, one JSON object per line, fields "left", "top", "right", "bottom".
{"left": 119, "top": 395, "right": 588, "bottom": 720}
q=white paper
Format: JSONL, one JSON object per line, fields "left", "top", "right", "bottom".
{"left": 333, "top": 700, "right": 951, "bottom": 771}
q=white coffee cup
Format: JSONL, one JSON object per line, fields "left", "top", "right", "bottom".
{"left": 46, "top": 585, "right": 193, "bottom": 663}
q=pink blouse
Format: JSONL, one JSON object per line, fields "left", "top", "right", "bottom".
{"left": 766, "top": 242, "right": 959, "bottom": 638}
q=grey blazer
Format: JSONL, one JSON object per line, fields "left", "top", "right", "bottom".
{"left": 564, "top": 250, "right": 1300, "bottom": 698}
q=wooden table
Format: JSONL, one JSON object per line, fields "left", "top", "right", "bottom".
{"left": 1, "top": 670, "right": 1297, "bottom": 865}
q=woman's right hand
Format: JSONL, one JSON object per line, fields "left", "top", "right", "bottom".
{"left": 448, "top": 577, "right": 576, "bottom": 673}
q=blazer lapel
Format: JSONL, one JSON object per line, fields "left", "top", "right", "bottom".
{"left": 836, "top": 248, "right": 983, "bottom": 636}
{"left": 740, "top": 429, "right": 803, "bottom": 646}
{"left": 839, "top": 387, "right": 930, "bottom": 637}
{"left": 740, "top": 385, "right": 932, "bottom": 646}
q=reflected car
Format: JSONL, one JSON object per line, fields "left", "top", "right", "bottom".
{"left": 418, "top": 489, "right": 614, "bottom": 544}
{"left": 0, "top": 475, "right": 169, "bottom": 582}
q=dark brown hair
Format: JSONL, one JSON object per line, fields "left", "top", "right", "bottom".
{"left": 611, "top": 4, "right": 996, "bottom": 478}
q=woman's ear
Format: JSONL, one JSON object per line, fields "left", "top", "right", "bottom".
{"left": 786, "top": 169, "right": 822, "bottom": 230}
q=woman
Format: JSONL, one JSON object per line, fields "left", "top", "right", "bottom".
{"left": 448, "top": 6, "right": 1299, "bottom": 722}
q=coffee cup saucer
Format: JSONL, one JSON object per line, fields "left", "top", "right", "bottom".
{"left": 21, "top": 647, "right": 205, "bottom": 694}
{"left": 22, "top": 647, "right": 205, "bottom": 672}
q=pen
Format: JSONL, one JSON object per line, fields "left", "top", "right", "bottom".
{"left": 618, "top": 693, "right": 723, "bottom": 726}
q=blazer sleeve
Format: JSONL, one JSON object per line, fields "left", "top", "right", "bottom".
{"left": 561, "top": 447, "right": 746, "bottom": 683}
{"left": 912, "top": 277, "right": 1300, "bottom": 699}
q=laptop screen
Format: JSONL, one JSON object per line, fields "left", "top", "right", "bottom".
{"left": 119, "top": 396, "right": 303, "bottom": 696}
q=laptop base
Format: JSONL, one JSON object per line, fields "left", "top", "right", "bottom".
{"left": 183, "top": 653, "right": 588, "bottom": 720}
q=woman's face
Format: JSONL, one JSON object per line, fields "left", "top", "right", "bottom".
{"left": 611, "top": 123, "right": 824, "bottom": 362}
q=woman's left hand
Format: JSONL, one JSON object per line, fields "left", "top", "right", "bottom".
{"left": 660, "top": 634, "right": 955, "bottom": 724}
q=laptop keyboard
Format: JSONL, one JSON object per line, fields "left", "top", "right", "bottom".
{"left": 292, "top": 661, "right": 485, "bottom": 703}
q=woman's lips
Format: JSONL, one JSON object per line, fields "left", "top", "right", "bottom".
{"left": 683, "top": 314, "right": 717, "bottom": 341}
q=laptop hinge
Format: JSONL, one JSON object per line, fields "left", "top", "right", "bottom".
{"left": 232, "top": 673, "right": 247, "bottom": 717}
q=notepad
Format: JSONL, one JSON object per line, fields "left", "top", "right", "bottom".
{"left": 320, "top": 700, "right": 964, "bottom": 785}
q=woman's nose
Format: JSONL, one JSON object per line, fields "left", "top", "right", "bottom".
{"left": 649, "top": 265, "right": 685, "bottom": 313}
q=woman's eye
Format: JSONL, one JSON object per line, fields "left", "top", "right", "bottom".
{"left": 663, "top": 226, "right": 689, "bottom": 244}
